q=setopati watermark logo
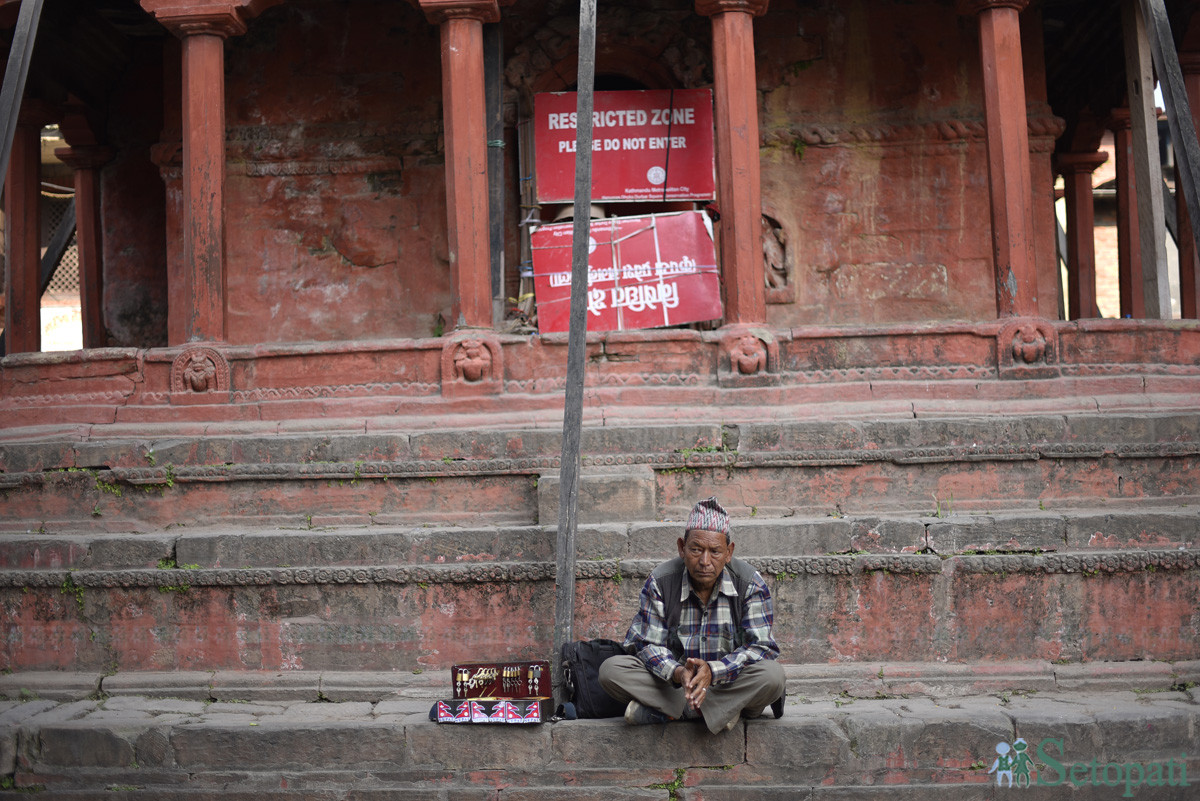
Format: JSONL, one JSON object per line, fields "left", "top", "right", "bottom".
{"left": 987, "top": 738, "right": 1190, "bottom": 797}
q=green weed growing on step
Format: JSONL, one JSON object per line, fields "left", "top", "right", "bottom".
{"left": 930, "top": 492, "right": 953, "bottom": 518}
{"left": 60, "top": 571, "right": 85, "bottom": 613}
{"left": 140, "top": 464, "right": 177, "bottom": 495}
{"left": 96, "top": 475, "right": 123, "bottom": 498}
{"left": 647, "top": 768, "right": 686, "bottom": 800}
{"left": 157, "top": 557, "right": 199, "bottom": 570}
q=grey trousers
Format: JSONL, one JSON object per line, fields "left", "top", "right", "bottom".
{"left": 598, "top": 654, "right": 785, "bottom": 734}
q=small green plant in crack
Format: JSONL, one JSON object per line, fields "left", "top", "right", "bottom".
{"left": 157, "top": 558, "right": 199, "bottom": 571}
{"left": 96, "top": 475, "right": 123, "bottom": 498}
{"left": 60, "top": 571, "right": 85, "bottom": 613}
{"left": 930, "top": 492, "right": 953, "bottom": 519}
{"left": 676, "top": 443, "right": 720, "bottom": 460}
{"left": 140, "top": 463, "right": 177, "bottom": 495}
{"left": 156, "top": 557, "right": 198, "bottom": 594}
{"left": 648, "top": 767, "right": 686, "bottom": 799}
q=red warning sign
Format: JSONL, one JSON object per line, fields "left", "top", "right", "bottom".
{"left": 533, "top": 89, "right": 715, "bottom": 203}
{"left": 530, "top": 211, "right": 723, "bottom": 333}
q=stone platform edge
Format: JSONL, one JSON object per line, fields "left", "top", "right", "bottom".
{"left": 2, "top": 659, "right": 1197, "bottom": 704}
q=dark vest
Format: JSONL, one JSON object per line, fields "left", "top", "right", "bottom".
{"left": 650, "top": 556, "right": 759, "bottom": 661}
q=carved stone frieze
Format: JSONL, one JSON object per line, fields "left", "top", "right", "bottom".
{"left": 762, "top": 113, "right": 1065, "bottom": 153}
{"left": 5, "top": 551, "right": 1193, "bottom": 595}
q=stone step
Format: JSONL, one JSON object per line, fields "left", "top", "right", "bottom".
{"left": 1, "top": 507, "right": 1196, "bottom": 567}
{"left": 1, "top": 683, "right": 1196, "bottom": 798}
{"left": 4, "top": 660, "right": 1199, "bottom": 705}
{"left": 1, "top": 411, "right": 1197, "bottom": 528}
{"left": 1, "top": 512, "right": 1197, "bottom": 672}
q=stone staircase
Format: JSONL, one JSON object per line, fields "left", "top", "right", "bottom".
{"left": 1, "top": 399, "right": 1198, "bottom": 797}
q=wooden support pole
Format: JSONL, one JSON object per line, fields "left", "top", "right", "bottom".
{"left": 1122, "top": 0, "right": 1170, "bottom": 318}
{"left": 4, "top": 112, "right": 44, "bottom": 354}
{"left": 1055, "top": 151, "right": 1108, "bottom": 319}
{"left": 484, "top": 22, "right": 505, "bottom": 326}
{"left": 57, "top": 146, "right": 115, "bottom": 349}
{"left": 1180, "top": 52, "right": 1200, "bottom": 317}
{"left": 1111, "top": 108, "right": 1146, "bottom": 319}
{"left": 553, "top": 0, "right": 596, "bottom": 706}
{"left": 959, "top": 0, "right": 1040, "bottom": 318}
{"left": 0, "top": 0, "right": 43, "bottom": 193}
{"left": 696, "top": 0, "right": 768, "bottom": 325}
{"left": 141, "top": 0, "right": 283, "bottom": 343}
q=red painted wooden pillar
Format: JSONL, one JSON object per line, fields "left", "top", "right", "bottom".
{"left": 1055, "top": 151, "right": 1107, "bottom": 320}
{"left": 696, "top": 0, "right": 768, "bottom": 326}
{"left": 960, "top": 0, "right": 1039, "bottom": 318}
{"left": 1178, "top": 51, "right": 1200, "bottom": 319}
{"left": 55, "top": 146, "right": 114, "bottom": 349}
{"left": 416, "top": 0, "right": 501, "bottom": 330}
{"left": 1109, "top": 107, "right": 1145, "bottom": 319}
{"left": 4, "top": 105, "right": 51, "bottom": 354}
{"left": 142, "top": 0, "right": 281, "bottom": 343}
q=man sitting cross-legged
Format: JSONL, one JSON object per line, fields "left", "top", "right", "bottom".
{"left": 599, "top": 496, "right": 785, "bottom": 733}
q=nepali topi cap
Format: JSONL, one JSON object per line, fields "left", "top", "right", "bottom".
{"left": 685, "top": 496, "right": 730, "bottom": 537}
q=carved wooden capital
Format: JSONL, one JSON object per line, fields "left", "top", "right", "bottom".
{"left": 139, "top": 0, "right": 282, "bottom": 37}
{"left": 1054, "top": 151, "right": 1108, "bottom": 176}
{"left": 694, "top": 0, "right": 768, "bottom": 17}
{"left": 411, "top": 0, "right": 506, "bottom": 25}
{"left": 956, "top": 0, "right": 1030, "bottom": 15}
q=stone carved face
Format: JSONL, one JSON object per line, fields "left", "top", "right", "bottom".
{"left": 454, "top": 339, "right": 492, "bottom": 382}
{"left": 1011, "top": 325, "right": 1047, "bottom": 365}
{"left": 183, "top": 354, "right": 217, "bottom": 392}
{"left": 731, "top": 334, "right": 767, "bottom": 375}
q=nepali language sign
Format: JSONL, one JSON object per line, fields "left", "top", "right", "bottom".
{"left": 530, "top": 211, "right": 722, "bottom": 333}
{"left": 533, "top": 89, "right": 715, "bottom": 203}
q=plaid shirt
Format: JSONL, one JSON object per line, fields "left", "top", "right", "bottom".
{"left": 623, "top": 564, "right": 780, "bottom": 686}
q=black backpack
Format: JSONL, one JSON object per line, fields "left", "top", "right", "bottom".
{"left": 559, "top": 638, "right": 627, "bottom": 718}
